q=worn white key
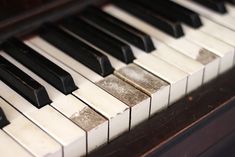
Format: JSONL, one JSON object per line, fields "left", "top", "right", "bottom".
{"left": 182, "top": 24, "right": 235, "bottom": 73}
{"left": 0, "top": 130, "right": 33, "bottom": 157}
{"left": 1, "top": 52, "right": 108, "bottom": 153}
{"left": 0, "top": 81, "right": 86, "bottom": 157}
{"left": 104, "top": 5, "right": 220, "bottom": 83}
{"left": 24, "top": 40, "right": 130, "bottom": 140}
{"left": 86, "top": 45, "right": 170, "bottom": 115}
{"left": 97, "top": 75, "right": 150, "bottom": 128}
{"left": 134, "top": 55, "right": 187, "bottom": 104}
{"left": 0, "top": 98, "right": 62, "bottom": 157}
{"left": 115, "top": 64, "right": 170, "bottom": 115}
{"left": 173, "top": 0, "right": 235, "bottom": 31}
{"left": 26, "top": 36, "right": 151, "bottom": 128}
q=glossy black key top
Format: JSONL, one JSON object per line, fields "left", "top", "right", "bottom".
{"left": 0, "top": 107, "right": 10, "bottom": 129}
{"left": 2, "top": 38, "right": 77, "bottom": 95}
{"left": 80, "top": 6, "right": 155, "bottom": 52}
{"left": 134, "top": 0, "right": 202, "bottom": 28}
{"left": 39, "top": 23, "right": 114, "bottom": 77}
{"left": 61, "top": 17, "right": 135, "bottom": 64}
{"left": 192, "top": 0, "right": 227, "bottom": 14}
{"left": 111, "top": 0, "right": 184, "bottom": 38}
{"left": 0, "top": 56, "right": 51, "bottom": 108}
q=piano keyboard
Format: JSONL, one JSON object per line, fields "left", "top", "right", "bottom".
{"left": 1, "top": 0, "right": 235, "bottom": 156}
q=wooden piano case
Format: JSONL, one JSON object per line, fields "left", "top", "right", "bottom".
{"left": 1, "top": 0, "right": 235, "bottom": 156}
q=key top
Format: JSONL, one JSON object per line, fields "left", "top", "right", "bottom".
{"left": 61, "top": 17, "right": 135, "bottom": 64}
{"left": 0, "top": 130, "right": 33, "bottom": 157}
{"left": 111, "top": 0, "right": 184, "bottom": 38}
{"left": 0, "top": 56, "right": 51, "bottom": 108}
{"left": 2, "top": 37, "right": 77, "bottom": 95}
{"left": 192, "top": 0, "right": 227, "bottom": 14}
{"left": 38, "top": 23, "right": 114, "bottom": 77}
{"left": 80, "top": 6, "right": 155, "bottom": 52}
{"left": 135, "top": 0, "right": 202, "bottom": 28}
{"left": 0, "top": 107, "right": 9, "bottom": 128}
{"left": 0, "top": 98, "right": 62, "bottom": 157}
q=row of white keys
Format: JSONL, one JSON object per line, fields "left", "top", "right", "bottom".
{"left": 0, "top": 129, "right": 33, "bottom": 157}
{"left": 182, "top": 24, "right": 234, "bottom": 73}
{"left": 87, "top": 43, "right": 170, "bottom": 115}
{"left": 103, "top": 5, "right": 220, "bottom": 83}
{"left": 62, "top": 23, "right": 188, "bottom": 105}
{"left": 0, "top": 97, "right": 62, "bottom": 157}
{"left": 173, "top": 0, "right": 235, "bottom": 31}
{"left": 27, "top": 39, "right": 149, "bottom": 130}
{"left": 24, "top": 41, "right": 130, "bottom": 140}
{"left": 0, "top": 81, "right": 86, "bottom": 157}
{"left": 1, "top": 52, "right": 108, "bottom": 153}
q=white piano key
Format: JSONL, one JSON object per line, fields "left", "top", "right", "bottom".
{"left": 0, "top": 130, "right": 33, "bottom": 157}
{"left": 96, "top": 74, "right": 150, "bottom": 128}
{"left": 151, "top": 41, "right": 204, "bottom": 93}
{"left": 134, "top": 55, "right": 187, "bottom": 104}
{"left": 0, "top": 81, "right": 86, "bottom": 157}
{"left": 115, "top": 64, "right": 170, "bottom": 115}
{"left": 199, "top": 17, "right": 235, "bottom": 54}
{"left": 0, "top": 98, "right": 62, "bottom": 157}
{"left": 1, "top": 52, "right": 108, "bottom": 153}
{"left": 104, "top": 5, "right": 220, "bottom": 83}
{"left": 173, "top": 0, "right": 235, "bottom": 31}
{"left": 24, "top": 40, "right": 130, "bottom": 140}
{"left": 89, "top": 47, "right": 170, "bottom": 115}
{"left": 182, "top": 24, "right": 234, "bottom": 73}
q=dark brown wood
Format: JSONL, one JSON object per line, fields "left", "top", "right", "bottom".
{"left": 89, "top": 67, "right": 235, "bottom": 157}
{"left": 0, "top": 0, "right": 108, "bottom": 43}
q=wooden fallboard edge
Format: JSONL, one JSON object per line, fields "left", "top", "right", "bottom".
{"left": 89, "top": 67, "right": 235, "bottom": 157}
{"left": 0, "top": 0, "right": 108, "bottom": 43}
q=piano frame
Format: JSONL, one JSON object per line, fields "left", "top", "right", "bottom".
{"left": 1, "top": 0, "right": 235, "bottom": 156}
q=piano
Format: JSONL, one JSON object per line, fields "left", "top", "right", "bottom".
{"left": 1, "top": 0, "right": 235, "bottom": 156}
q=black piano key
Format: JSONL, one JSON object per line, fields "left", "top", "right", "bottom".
{"left": 0, "top": 107, "right": 10, "bottom": 129}
{"left": 134, "top": 0, "right": 202, "bottom": 28}
{"left": 2, "top": 38, "right": 78, "bottom": 95}
{"left": 61, "top": 17, "right": 135, "bottom": 64}
{"left": 38, "top": 23, "right": 114, "bottom": 77}
{"left": 0, "top": 56, "right": 51, "bottom": 108}
{"left": 192, "top": 0, "right": 227, "bottom": 14}
{"left": 80, "top": 6, "right": 155, "bottom": 52}
{"left": 111, "top": 0, "right": 184, "bottom": 38}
